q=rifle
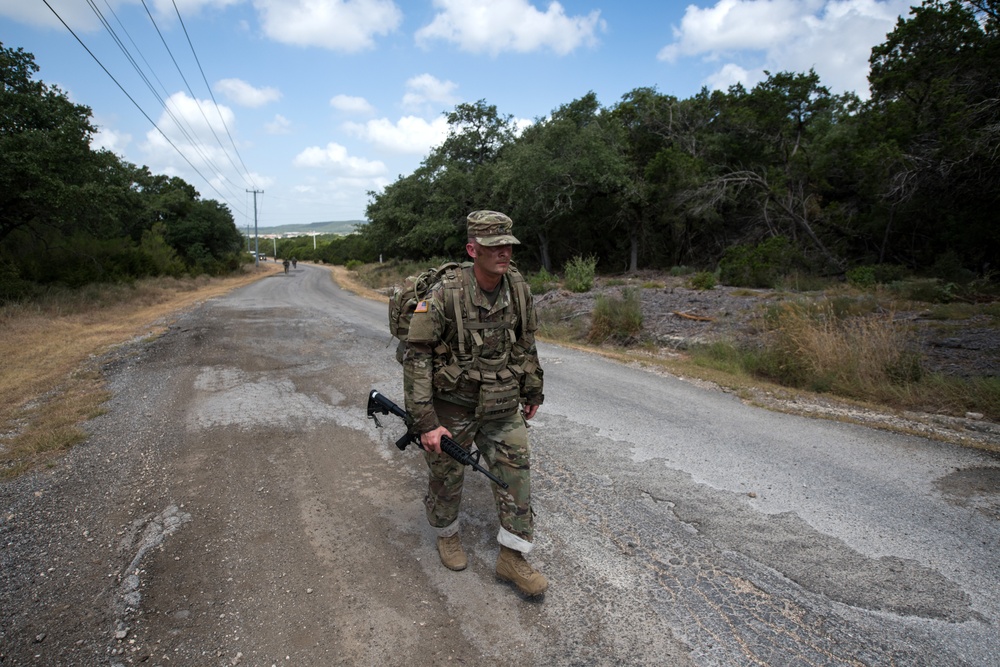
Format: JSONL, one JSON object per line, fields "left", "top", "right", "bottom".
{"left": 366, "top": 389, "right": 509, "bottom": 489}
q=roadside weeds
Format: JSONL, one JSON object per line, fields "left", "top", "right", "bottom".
{"left": 0, "top": 264, "right": 282, "bottom": 478}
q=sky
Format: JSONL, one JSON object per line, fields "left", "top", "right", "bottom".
{"left": 2, "top": 0, "right": 919, "bottom": 230}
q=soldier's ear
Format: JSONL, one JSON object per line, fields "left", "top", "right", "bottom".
{"left": 466, "top": 242, "right": 477, "bottom": 259}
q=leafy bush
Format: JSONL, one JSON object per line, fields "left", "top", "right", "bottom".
{"left": 345, "top": 259, "right": 364, "bottom": 271}
{"left": 669, "top": 265, "right": 695, "bottom": 276}
{"left": 564, "top": 255, "right": 597, "bottom": 293}
{"left": 587, "top": 288, "right": 643, "bottom": 344}
{"left": 718, "top": 236, "right": 800, "bottom": 288}
{"left": 846, "top": 265, "right": 877, "bottom": 288}
{"left": 688, "top": 271, "right": 716, "bottom": 290}
{"left": 847, "top": 264, "right": 908, "bottom": 288}
{"left": 527, "top": 267, "right": 558, "bottom": 294}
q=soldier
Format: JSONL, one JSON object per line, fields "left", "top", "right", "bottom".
{"left": 402, "top": 210, "right": 547, "bottom": 596}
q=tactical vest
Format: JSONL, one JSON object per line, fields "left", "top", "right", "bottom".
{"left": 392, "top": 262, "right": 533, "bottom": 420}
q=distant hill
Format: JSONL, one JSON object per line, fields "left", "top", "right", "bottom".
{"left": 242, "top": 220, "right": 365, "bottom": 236}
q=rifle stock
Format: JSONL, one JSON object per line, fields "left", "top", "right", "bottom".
{"left": 367, "top": 389, "right": 509, "bottom": 489}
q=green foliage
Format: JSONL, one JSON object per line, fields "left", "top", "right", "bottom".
{"left": 688, "top": 271, "right": 716, "bottom": 290}
{"left": 0, "top": 44, "right": 247, "bottom": 300}
{"left": 587, "top": 288, "right": 643, "bottom": 344}
{"left": 669, "top": 266, "right": 695, "bottom": 276}
{"left": 847, "top": 264, "right": 908, "bottom": 288}
{"left": 564, "top": 255, "right": 597, "bottom": 293}
{"left": 718, "top": 236, "right": 800, "bottom": 288}
{"left": 345, "top": 259, "right": 364, "bottom": 271}
{"left": 846, "top": 265, "right": 877, "bottom": 288}
{"left": 526, "top": 267, "right": 558, "bottom": 295}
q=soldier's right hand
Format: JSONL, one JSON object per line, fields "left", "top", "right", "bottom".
{"left": 421, "top": 426, "right": 451, "bottom": 454}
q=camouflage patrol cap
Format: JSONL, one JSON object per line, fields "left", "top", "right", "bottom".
{"left": 467, "top": 210, "right": 520, "bottom": 246}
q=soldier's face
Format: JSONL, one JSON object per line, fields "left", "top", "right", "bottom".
{"left": 468, "top": 242, "right": 512, "bottom": 277}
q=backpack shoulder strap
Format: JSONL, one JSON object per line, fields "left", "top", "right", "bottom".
{"left": 506, "top": 267, "right": 529, "bottom": 341}
{"left": 440, "top": 263, "right": 468, "bottom": 356}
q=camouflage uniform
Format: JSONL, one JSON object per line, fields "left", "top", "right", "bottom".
{"left": 402, "top": 213, "right": 544, "bottom": 554}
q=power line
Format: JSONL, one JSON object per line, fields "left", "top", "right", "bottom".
{"left": 42, "top": 0, "right": 251, "bottom": 220}
{"left": 172, "top": 0, "right": 257, "bottom": 190}
{"left": 86, "top": 0, "right": 241, "bottom": 204}
{"left": 138, "top": 0, "right": 254, "bottom": 191}
{"left": 91, "top": 0, "right": 249, "bottom": 205}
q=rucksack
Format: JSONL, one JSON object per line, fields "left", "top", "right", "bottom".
{"left": 388, "top": 261, "right": 529, "bottom": 362}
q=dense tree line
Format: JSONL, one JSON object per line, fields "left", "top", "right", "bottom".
{"left": 362, "top": 0, "right": 999, "bottom": 286}
{"left": 0, "top": 43, "right": 245, "bottom": 302}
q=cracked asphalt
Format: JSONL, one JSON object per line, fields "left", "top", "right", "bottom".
{"left": 2, "top": 263, "right": 998, "bottom": 666}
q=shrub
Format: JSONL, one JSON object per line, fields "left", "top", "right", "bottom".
{"left": 718, "top": 236, "right": 800, "bottom": 288}
{"left": 564, "top": 255, "right": 597, "bottom": 293}
{"left": 345, "top": 259, "right": 364, "bottom": 271}
{"left": 526, "top": 267, "right": 558, "bottom": 294}
{"left": 669, "top": 265, "right": 695, "bottom": 276}
{"left": 688, "top": 272, "right": 716, "bottom": 290}
{"left": 847, "top": 264, "right": 908, "bottom": 288}
{"left": 587, "top": 288, "right": 643, "bottom": 344}
{"left": 846, "top": 265, "right": 877, "bottom": 288}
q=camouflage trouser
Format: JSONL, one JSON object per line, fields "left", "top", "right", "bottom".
{"left": 423, "top": 398, "right": 533, "bottom": 547}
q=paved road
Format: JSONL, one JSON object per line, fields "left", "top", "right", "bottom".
{"left": 3, "top": 263, "right": 998, "bottom": 666}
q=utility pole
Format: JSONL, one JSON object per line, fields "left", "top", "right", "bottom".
{"left": 247, "top": 189, "right": 263, "bottom": 267}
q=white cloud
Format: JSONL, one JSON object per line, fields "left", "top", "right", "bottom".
{"left": 704, "top": 63, "right": 755, "bottom": 91}
{"left": 330, "top": 94, "right": 376, "bottom": 114}
{"left": 416, "top": 0, "right": 605, "bottom": 56}
{"left": 215, "top": 78, "right": 281, "bottom": 107}
{"left": 142, "top": 91, "right": 238, "bottom": 175}
{"left": 344, "top": 115, "right": 450, "bottom": 154}
{"left": 293, "top": 142, "right": 387, "bottom": 177}
{"left": 253, "top": 0, "right": 402, "bottom": 52}
{"left": 658, "top": 0, "right": 914, "bottom": 97}
{"left": 402, "top": 74, "right": 459, "bottom": 112}
{"left": 265, "top": 114, "right": 292, "bottom": 134}
{"left": 91, "top": 127, "right": 132, "bottom": 154}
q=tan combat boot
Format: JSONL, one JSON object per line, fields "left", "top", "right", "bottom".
{"left": 437, "top": 534, "right": 467, "bottom": 571}
{"left": 496, "top": 546, "right": 548, "bottom": 596}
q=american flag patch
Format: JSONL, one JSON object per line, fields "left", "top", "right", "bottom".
{"left": 414, "top": 300, "right": 429, "bottom": 313}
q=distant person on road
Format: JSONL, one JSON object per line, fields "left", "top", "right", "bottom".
{"left": 282, "top": 259, "right": 290, "bottom": 274}
{"left": 402, "top": 210, "right": 547, "bottom": 597}
{"left": 291, "top": 257, "right": 297, "bottom": 269}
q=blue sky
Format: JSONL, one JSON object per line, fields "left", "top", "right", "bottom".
{"left": 2, "top": 0, "right": 917, "bottom": 229}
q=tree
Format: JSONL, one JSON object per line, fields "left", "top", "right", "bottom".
{"left": 865, "top": 0, "right": 1000, "bottom": 271}
{"left": 496, "top": 93, "right": 625, "bottom": 271}
{"left": 0, "top": 43, "right": 97, "bottom": 245}
{"left": 363, "top": 101, "right": 517, "bottom": 261}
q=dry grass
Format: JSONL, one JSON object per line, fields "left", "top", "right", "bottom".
{"left": 0, "top": 264, "right": 281, "bottom": 477}
{"left": 763, "top": 302, "right": 920, "bottom": 394}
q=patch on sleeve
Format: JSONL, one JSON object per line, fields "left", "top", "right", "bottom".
{"left": 414, "top": 300, "right": 429, "bottom": 313}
